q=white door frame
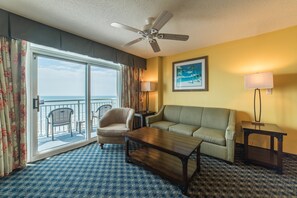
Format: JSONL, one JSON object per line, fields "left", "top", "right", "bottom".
{"left": 27, "top": 44, "right": 121, "bottom": 162}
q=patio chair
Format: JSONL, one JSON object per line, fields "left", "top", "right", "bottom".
{"left": 97, "top": 108, "right": 134, "bottom": 149}
{"left": 92, "top": 104, "right": 112, "bottom": 125}
{"left": 46, "top": 107, "right": 73, "bottom": 141}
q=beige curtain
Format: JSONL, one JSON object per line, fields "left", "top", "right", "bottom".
{"left": 0, "top": 37, "right": 27, "bottom": 177}
{"left": 121, "top": 65, "right": 144, "bottom": 112}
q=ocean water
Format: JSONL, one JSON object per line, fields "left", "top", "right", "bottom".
{"left": 41, "top": 96, "right": 116, "bottom": 101}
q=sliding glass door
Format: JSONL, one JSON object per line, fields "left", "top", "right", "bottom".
{"left": 28, "top": 44, "right": 120, "bottom": 162}
{"left": 36, "top": 56, "right": 87, "bottom": 152}
{"left": 90, "top": 66, "right": 119, "bottom": 138}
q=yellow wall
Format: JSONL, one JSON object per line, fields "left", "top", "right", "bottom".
{"left": 146, "top": 26, "right": 297, "bottom": 155}
{"left": 142, "top": 57, "right": 162, "bottom": 112}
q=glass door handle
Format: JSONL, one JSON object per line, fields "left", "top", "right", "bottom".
{"left": 33, "top": 95, "right": 40, "bottom": 112}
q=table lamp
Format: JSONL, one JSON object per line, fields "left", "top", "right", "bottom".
{"left": 141, "top": 81, "right": 157, "bottom": 113}
{"left": 244, "top": 72, "right": 273, "bottom": 125}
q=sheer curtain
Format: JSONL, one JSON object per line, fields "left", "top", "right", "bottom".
{"left": 0, "top": 37, "right": 27, "bottom": 177}
{"left": 121, "top": 65, "right": 144, "bottom": 112}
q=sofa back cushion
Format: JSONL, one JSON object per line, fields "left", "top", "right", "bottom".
{"left": 179, "top": 106, "right": 203, "bottom": 126}
{"left": 201, "top": 108, "right": 230, "bottom": 130}
{"left": 163, "top": 105, "right": 182, "bottom": 123}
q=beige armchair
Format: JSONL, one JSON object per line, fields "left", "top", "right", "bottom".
{"left": 97, "top": 108, "right": 135, "bottom": 149}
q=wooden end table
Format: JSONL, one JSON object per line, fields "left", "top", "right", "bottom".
{"left": 125, "top": 127, "right": 203, "bottom": 195}
{"left": 241, "top": 121, "right": 287, "bottom": 174}
{"left": 134, "top": 111, "right": 155, "bottom": 129}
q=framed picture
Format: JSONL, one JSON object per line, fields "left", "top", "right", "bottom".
{"left": 172, "top": 56, "right": 208, "bottom": 91}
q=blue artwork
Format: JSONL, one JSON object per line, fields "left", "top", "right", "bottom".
{"left": 175, "top": 63, "right": 202, "bottom": 88}
{"left": 173, "top": 56, "right": 208, "bottom": 91}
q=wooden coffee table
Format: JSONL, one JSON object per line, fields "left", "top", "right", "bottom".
{"left": 125, "top": 127, "right": 203, "bottom": 194}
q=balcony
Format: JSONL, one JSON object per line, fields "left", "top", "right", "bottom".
{"left": 37, "top": 98, "right": 117, "bottom": 151}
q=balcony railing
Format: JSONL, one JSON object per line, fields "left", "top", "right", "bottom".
{"left": 38, "top": 98, "right": 118, "bottom": 137}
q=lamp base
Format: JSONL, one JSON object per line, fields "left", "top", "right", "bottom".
{"left": 145, "top": 91, "right": 149, "bottom": 113}
{"left": 251, "top": 121, "right": 265, "bottom": 126}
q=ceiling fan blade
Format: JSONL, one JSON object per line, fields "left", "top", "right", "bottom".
{"left": 151, "top": 10, "right": 173, "bottom": 31}
{"left": 157, "top": 33, "right": 189, "bottom": 41}
{"left": 149, "top": 39, "right": 160, "bottom": 52}
{"left": 111, "top": 22, "right": 143, "bottom": 34}
{"left": 123, "top": 38, "right": 144, "bottom": 47}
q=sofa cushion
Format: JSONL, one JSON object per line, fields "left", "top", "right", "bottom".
{"left": 163, "top": 105, "right": 182, "bottom": 123}
{"left": 193, "top": 127, "right": 226, "bottom": 146}
{"left": 179, "top": 106, "right": 203, "bottom": 126}
{"left": 201, "top": 108, "right": 230, "bottom": 130}
{"left": 168, "top": 124, "right": 199, "bottom": 136}
{"left": 97, "top": 123, "right": 129, "bottom": 137}
{"left": 150, "top": 121, "right": 177, "bottom": 130}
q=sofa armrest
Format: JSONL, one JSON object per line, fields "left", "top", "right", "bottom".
{"left": 225, "top": 110, "right": 236, "bottom": 140}
{"left": 146, "top": 106, "right": 165, "bottom": 126}
{"left": 225, "top": 126, "right": 236, "bottom": 140}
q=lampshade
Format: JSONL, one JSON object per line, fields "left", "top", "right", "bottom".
{"left": 141, "top": 81, "right": 157, "bottom": 92}
{"left": 244, "top": 72, "right": 274, "bottom": 89}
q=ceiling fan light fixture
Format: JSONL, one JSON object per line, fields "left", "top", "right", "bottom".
{"left": 145, "top": 17, "right": 155, "bottom": 25}
{"left": 111, "top": 10, "right": 189, "bottom": 53}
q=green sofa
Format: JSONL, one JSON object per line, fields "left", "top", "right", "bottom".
{"left": 146, "top": 105, "right": 236, "bottom": 163}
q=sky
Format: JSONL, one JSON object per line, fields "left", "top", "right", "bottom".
{"left": 38, "top": 56, "right": 117, "bottom": 97}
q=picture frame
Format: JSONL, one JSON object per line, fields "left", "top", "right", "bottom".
{"left": 172, "top": 56, "right": 208, "bottom": 91}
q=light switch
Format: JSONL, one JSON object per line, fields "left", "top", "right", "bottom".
{"left": 266, "top": 89, "right": 272, "bottom": 95}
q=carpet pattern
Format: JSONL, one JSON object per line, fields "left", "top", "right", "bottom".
{"left": 0, "top": 143, "right": 296, "bottom": 197}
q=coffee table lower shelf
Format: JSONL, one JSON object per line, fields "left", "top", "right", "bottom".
{"left": 128, "top": 147, "right": 197, "bottom": 187}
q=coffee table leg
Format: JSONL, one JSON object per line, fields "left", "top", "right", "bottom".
{"left": 196, "top": 147, "right": 201, "bottom": 172}
{"left": 125, "top": 137, "right": 130, "bottom": 163}
{"left": 181, "top": 158, "right": 188, "bottom": 195}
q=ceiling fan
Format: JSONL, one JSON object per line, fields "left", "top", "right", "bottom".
{"left": 111, "top": 10, "right": 189, "bottom": 52}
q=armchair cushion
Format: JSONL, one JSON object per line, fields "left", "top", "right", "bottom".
{"left": 97, "top": 123, "right": 129, "bottom": 137}
{"left": 168, "top": 124, "right": 199, "bottom": 136}
{"left": 193, "top": 127, "right": 226, "bottom": 146}
{"left": 150, "top": 121, "right": 176, "bottom": 130}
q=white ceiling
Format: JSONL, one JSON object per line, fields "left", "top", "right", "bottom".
{"left": 1, "top": 0, "right": 297, "bottom": 59}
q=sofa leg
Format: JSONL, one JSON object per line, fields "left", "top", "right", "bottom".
{"left": 100, "top": 143, "right": 104, "bottom": 149}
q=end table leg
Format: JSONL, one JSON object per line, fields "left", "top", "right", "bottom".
{"left": 244, "top": 131, "right": 249, "bottom": 163}
{"left": 270, "top": 136, "right": 275, "bottom": 151}
{"left": 277, "top": 135, "right": 283, "bottom": 174}
{"left": 140, "top": 115, "right": 144, "bottom": 128}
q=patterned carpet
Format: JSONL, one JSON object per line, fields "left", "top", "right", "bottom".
{"left": 0, "top": 143, "right": 296, "bottom": 197}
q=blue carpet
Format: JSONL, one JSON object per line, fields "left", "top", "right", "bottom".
{"left": 0, "top": 143, "right": 184, "bottom": 197}
{"left": 1, "top": 143, "right": 297, "bottom": 197}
